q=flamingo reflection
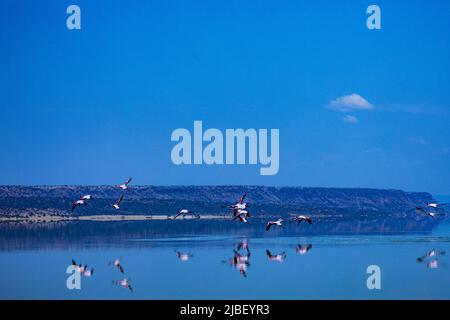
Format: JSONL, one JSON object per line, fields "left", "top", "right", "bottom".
{"left": 417, "top": 249, "right": 446, "bottom": 269}
{"left": 176, "top": 251, "right": 194, "bottom": 261}
{"left": 296, "top": 244, "right": 312, "bottom": 255}
{"left": 71, "top": 259, "right": 94, "bottom": 277}
{"left": 114, "top": 278, "right": 133, "bottom": 292}
{"left": 225, "top": 240, "right": 251, "bottom": 277}
{"left": 266, "top": 250, "right": 286, "bottom": 263}
{"left": 109, "top": 258, "right": 125, "bottom": 274}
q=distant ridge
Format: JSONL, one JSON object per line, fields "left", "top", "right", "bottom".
{"left": 0, "top": 185, "right": 434, "bottom": 218}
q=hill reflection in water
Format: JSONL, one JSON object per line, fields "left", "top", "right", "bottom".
{"left": 0, "top": 216, "right": 440, "bottom": 251}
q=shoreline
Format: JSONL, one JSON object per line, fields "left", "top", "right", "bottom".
{"left": 0, "top": 214, "right": 231, "bottom": 223}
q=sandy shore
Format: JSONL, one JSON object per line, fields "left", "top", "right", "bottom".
{"left": 0, "top": 214, "right": 231, "bottom": 223}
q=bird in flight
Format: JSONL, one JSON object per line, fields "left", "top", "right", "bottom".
{"left": 416, "top": 207, "right": 446, "bottom": 218}
{"left": 266, "top": 219, "right": 284, "bottom": 231}
{"left": 118, "top": 177, "right": 133, "bottom": 190}
{"left": 427, "top": 203, "right": 448, "bottom": 208}
{"left": 234, "top": 211, "right": 250, "bottom": 224}
{"left": 71, "top": 194, "right": 94, "bottom": 211}
{"left": 112, "top": 195, "right": 124, "bottom": 210}
{"left": 291, "top": 215, "right": 313, "bottom": 226}
{"left": 222, "top": 193, "right": 250, "bottom": 217}
{"left": 71, "top": 198, "right": 87, "bottom": 211}
{"left": 171, "top": 209, "right": 200, "bottom": 219}
{"left": 233, "top": 209, "right": 251, "bottom": 220}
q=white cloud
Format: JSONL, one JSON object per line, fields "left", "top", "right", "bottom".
{"left": 342, "top": 115, "right": 359, "bottom": 124}
{"left": 328, "top": 93, "right": 374, "bottom": 112}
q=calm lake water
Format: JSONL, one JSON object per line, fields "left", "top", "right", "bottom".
{"left": 0, "top": 218, "right": 449, "bottom": 299}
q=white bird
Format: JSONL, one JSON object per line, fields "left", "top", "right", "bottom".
{"left": 112, "top": 195, "right": 124, "bottom": 210}
{"left": 266, "top": 250, "right": 286, "bottom": 263}
{"left": 234, "top": 212, "right": 250, "bottom": 224}
{"left": 233, "top": 209, "right": 251, "bottom": 221}
{"left": 71, "top": 194, "right": 95, "bottom": 211}
{"left": 238, "top": 209, "right": 251, "bottom": 217}
{"left": 233, "top": 194, "right": 249, "bottom": 210}
{"left": 428, "top": 203, "right": 448, "bottom": 208}
{"left": 118, "top": 177, "right": 132, "bottom": 190}
{"left": 176, "top": 251, "right": 193, "bottom": 261}
{"left": 234, "top": 202, "right": 248, "bottom": 210}
{"left": 222, "top": 193, "right": 250, "bottom": 216}
{"left": 266, "top": 219, "right": 284, "bottom": 231}
{"left": 292, "top": 215, "right": 313, "bottom": 226}
{"left": 416, "top": 207, "right": 446, "bottom": 218}
{"left": 71, "top": 199, "right": 87, "bottom": 211}
{"left": 172, "top": 209, "right": 200, "bottom": 219}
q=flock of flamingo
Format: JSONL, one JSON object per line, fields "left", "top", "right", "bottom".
{"left": 69, "top": 178, "right": 448, "bottom": 291}
{"left": 71, "top": 177, "right": 447, "bottom": 229}
{"left": 71, "top": 177, "right": 317, "bottom": 232}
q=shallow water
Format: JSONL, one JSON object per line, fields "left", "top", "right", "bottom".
{"left": 0, "top": 218, "right": 449, "bottom": 299}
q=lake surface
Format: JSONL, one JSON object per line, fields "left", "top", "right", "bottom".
{"left": 0, "top": 218, "right": 449, "bottom": 299}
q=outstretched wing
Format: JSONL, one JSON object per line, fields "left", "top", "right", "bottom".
{"left": 172, "top": 211, "right": 182, "bottom": 219}
{"left": 434, "top": 213, "right": 447, "bottom": 217}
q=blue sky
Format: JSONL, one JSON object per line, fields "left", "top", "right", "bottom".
{"left": 1, "top": 0, "right": 449, "bottom": 195}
